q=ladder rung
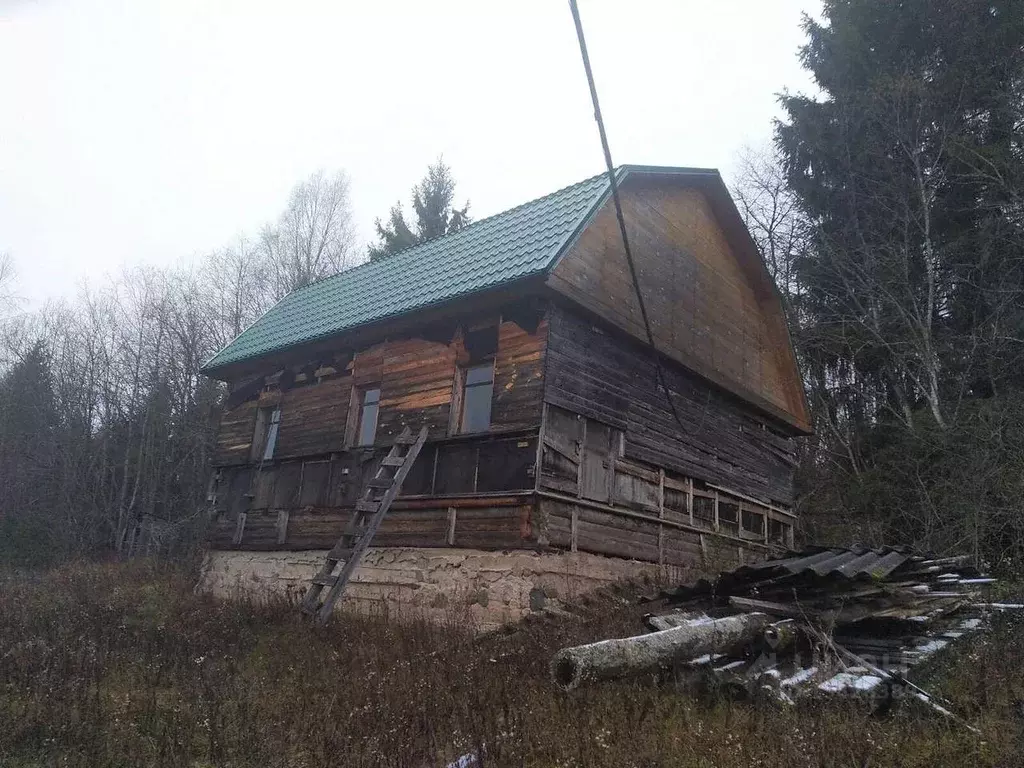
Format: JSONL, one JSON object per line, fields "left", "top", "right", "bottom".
{"left": 328, "top": 546, "right": 354, "bottom": 561}
{"left": 380, "top": 455, "right": 406, "bottom": 467}
{"left": 366, "top": 477, "right": 394, "bottom": 489}
{"left": 394, "top": 432, "right": 418, "bottom": 445}
{"left": 311, "top": 575, "right": 338, "bottom": 587}
{"left": 355, "top": 500, "right": 380, "bottom": 513}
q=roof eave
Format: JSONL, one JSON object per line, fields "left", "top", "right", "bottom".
{"left": 200, "top": 273, "right": 552, "bottom": 381}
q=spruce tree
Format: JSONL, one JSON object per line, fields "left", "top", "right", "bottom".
{"left": 369, "top": 159, "right": 470, "bottom": 260}
{"left": 777, "top": 0, "right": 1024, "bottom": 427}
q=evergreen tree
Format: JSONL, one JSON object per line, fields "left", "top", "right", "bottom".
{"left": 777, "top": 0, "right": 1024, "bottom": 431}
{"left": 0, "top": 340, "right": 61, "bottom": 565}
{"left": 369, "top": 159, "right": 470, "bottom": 260}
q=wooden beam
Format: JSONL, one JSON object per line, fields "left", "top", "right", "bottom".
{"left": 534, "top": 402, "right": 549, "bottom": 494}
{"left": 576, "top": 418, "right": 587, "bottom": 500}
{"left": 686, "top": 477, "right": 694, "bottom": 526}
{"left": 536, "top": 490, "right": 772, "bottom": 551}
{"left": 657, "top": 468, "right": 665, "bottom": 566}
{"left": 728, "top": 596, "right": 804, "bottom": 620}
{"left": 446, "top": 506, "right": 457, "bottom": 546}
{"left": 705, "top": 482, "right": 796, "bottom": 520}
{"left": 232, "top": 512, "right": 247, "bottom": 546}
{"left": 275, "top": 510, "right": 289, "bottom": 545}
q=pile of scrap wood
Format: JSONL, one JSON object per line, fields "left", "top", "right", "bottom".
{"left": 551, "top": 546, "right": 1021, "bottom": 721}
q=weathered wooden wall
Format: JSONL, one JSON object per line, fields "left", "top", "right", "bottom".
{"left": 212, "top": 400, "right": 257, "bottom": 466}
{"left": 546, "top": 177, "right": 809, "bottom": 432}
{"left": 209, "top": 497, "right": 536, "bottom": 552}
{"left": 209, "top": 314, "right": 548, "bottom": 552}
{"left": 543, "top": 304, "right": 796, "bottom": 506}
{"left": 211, "top": 316, "right": 548, "bottom": 465}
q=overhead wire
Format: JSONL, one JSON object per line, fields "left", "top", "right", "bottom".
{"left": 567, "top": 0, "right": 696, "bottom": 436}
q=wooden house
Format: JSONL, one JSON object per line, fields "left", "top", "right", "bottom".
{"left": 201, "top": 166, "right": 810, "bottom": 622}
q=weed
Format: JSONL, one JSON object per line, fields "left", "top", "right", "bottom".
{"left": 0, "top": 560, "right": 1021, "bottom": 767}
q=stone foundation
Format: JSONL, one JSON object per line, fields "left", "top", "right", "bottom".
{"left": 201, "top": 547, "right": 687, "bottom": 628}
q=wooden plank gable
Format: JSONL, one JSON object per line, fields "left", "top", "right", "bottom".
{"left": 546, "top": 176, "right": 809, "bottom": 433}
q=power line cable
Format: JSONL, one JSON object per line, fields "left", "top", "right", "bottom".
{"left": 568, "top": 0, "right": 696, "bottom": 436}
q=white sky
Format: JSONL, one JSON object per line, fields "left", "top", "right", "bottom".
{"left": 0, "top": 0, "right": 818, "bottom": 306}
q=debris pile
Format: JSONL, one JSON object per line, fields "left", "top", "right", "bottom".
{"left": 551, "top": 546, "right": 1021, "bottom": 721}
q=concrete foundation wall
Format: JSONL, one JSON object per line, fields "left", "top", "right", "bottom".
{"left": 202, "top": 547, "right": 684, "bottom": 628}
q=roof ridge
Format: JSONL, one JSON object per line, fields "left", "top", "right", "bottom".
{"left": 287, "top": 168, "right": 617, "bottom": 296}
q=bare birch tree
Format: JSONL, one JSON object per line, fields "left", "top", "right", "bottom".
{"left": 259, "top": 170, "right": 358, "bottom": 298}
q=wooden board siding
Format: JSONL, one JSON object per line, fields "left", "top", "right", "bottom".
{"left": 209, "top": 498, "right": 534, "bottom": 552}
{"left": 275, "top": 376, "right": 351, "bottom": 458}
{"left": 376, "top": 337, "right": 458, "bottom": 441}
{"left": 211, "top": 315, "right": 548, "bottom": 468}
{"left": 491, "top": 319, "right": 547, "bottom": 430}
{"left": 544, "top": 304, "right": 796, "bottom": 506}
{"left": 547, "top": 177, "right": 809, "bottom": 433}
{"left": 213, "top": 400, "right": 257, "bottom": 465}
{"left": 536, "top": 499, "right": 704, "bottom": 567}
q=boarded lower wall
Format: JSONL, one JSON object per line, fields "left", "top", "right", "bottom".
{"left": 202, "top": 547, "right": 679, "bottom": 629}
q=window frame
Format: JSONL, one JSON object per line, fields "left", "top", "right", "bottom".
{"left": 351, "top": 385, "right": 381, "bottom": 447}
{"left": 251, "top": 404, "right": 282, "bottom": 462}
{"left": 453, "top": 360, "right": 495, "bottom": 435}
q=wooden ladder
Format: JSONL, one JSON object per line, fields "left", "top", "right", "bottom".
{"left": 300, "top": 425, "right": 429, "bottom": 624}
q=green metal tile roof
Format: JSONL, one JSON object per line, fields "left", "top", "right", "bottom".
{"left": 201, "top": 169, "right": 621, "bottom": 374}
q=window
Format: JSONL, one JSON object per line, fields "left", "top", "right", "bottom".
{"left": 262, "top": 407, "right": 281, "bottom": 460}
{"left": 251, "top": 405, "right": 281, "bottom": 461}
{"left": 459, "top": 363, "right": 494, "bottom": 434}
{"left": 356, "top": 387, "right": 380, "bottom": 446}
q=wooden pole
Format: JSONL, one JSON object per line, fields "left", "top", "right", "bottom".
{"left": 658, "top": 468, "right": 665, "bottom": 565}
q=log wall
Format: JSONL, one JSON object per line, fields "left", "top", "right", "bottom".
{"left": 211, "top": 316, "right": 547, "bottom": 464}
{"left": 209, "top": 313, "right": 548, "bottom": 552}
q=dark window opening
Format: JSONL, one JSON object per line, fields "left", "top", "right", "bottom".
{"left": 399, "top": 445, "right": 436, "bottom": 496}
{"left": 299, "top": 461, "right": 331, "bottom": 507}
{"left": 357, "top": 387, "right": 380, "bottom": 446}
{"left": 477, "top": 438, "right": 535, "bottom": 492}
{"left": 435, "top": 443, "right": 478, "bottom": 495}
{"left": 692, "top": 495, "right": 715, "bottom": 527}
{"left": 768, "top": 518, "right": 789, "bottom": 544}
{"left": 741, "top": 508, "right": 765, "bottom": 537}
{"left": 460, "top": 363, "right": 493, "bottom": 434}
{"left": 718, "top": 501, "right": 740, "bottom": 534}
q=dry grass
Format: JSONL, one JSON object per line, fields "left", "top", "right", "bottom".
{"left": 1, "top": 560, "right": 1023, "bottom": 767}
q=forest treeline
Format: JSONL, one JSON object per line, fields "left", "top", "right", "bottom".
{"left": 1, "top": 0, "right": 1023, "bottom": 568}
{"left": 0, "top": 169, "right": 358, "bottom": 564}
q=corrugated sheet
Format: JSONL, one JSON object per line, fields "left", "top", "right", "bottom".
{"left": 734, "top": 545, "right": 914, "bottom": 580}
{"left": 659, "top": 545, "right": 982, "bottom": 606}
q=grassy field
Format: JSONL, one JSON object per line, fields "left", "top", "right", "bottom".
{"left": 1, "top": 560, "right": 1022, "bottom": 767}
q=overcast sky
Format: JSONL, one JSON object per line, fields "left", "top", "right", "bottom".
{"left": 0, "top": 0, "right": 818, "bottom": 306}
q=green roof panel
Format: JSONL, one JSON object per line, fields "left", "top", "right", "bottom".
{"left": 201, "top": 170, "right": 616, "bottom": 373}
